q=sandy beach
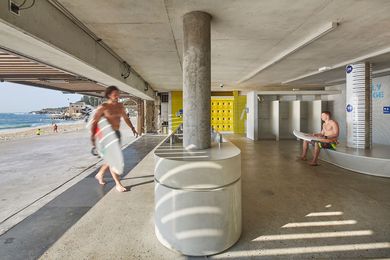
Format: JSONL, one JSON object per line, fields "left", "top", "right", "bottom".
{"left": 0, "top": 121, "right": 86, "bottom": 143}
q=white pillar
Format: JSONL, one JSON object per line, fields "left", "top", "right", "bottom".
{"left": 346, "top": 63, "right": 372, "bottom": 149}
{"left": 308, "top": 100, "right": 322, "bottom": 133}
{"left": 289, "top": 100, "right": 301, "bottom": 134}
{"left": 271, "top": 100, "right": 280, "bottom": 141}
{"left": 246, "top": 91, "right": 258, "bottom": 140}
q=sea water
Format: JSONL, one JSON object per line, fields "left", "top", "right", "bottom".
{"left": 0, "top": 113, "right": 55, "bottom": 130}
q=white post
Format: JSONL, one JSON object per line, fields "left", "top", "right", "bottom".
{"left": 271, "top": 100, "right": 280, "bottom": 141}
{"left": 308, "top": 100, "right": 322, "bottom": 133}
{"left": 289, "top": 100, "right": 301, "bottom": 136}
{"left": 246, "top": 91, "right": 258, "bottom": 140}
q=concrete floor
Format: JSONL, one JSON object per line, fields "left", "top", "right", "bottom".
{"left": 0, "top": 135, "right": 164, "bottom": 260}
{"left": 36, "top": 136, "right": 390, "bottom": 259}
{"left": 0, "top": 122, "right": 136, "bottom": 235}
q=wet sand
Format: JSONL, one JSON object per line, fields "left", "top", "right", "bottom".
{"left": 0, "top": 121, "right": 86, "bottom": 143}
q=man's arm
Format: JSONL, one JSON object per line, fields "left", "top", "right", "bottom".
{"left": 90, "top": 105, "right": 105, "bottom": 146}
{"left": 121, "top": 105, "right": 138, "bottom": 137}
{"left": 313, "top": 124, "right": 325, "bottom": 137}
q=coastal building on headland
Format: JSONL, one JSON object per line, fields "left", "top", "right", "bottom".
{"left": 68, "top": 101, "right": 86, "bottom": 115}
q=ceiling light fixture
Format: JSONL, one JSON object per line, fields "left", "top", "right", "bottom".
{"left": 283, "top": 45, "right": 390, "bottom": 85}
{"left": 238, "top": 22, "right": 339, "bottom": 84}
{"left": 318, "top": 66, "right": 331, "bottom": 72}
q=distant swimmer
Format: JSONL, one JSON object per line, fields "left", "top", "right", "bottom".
{"left": 36, "top": 128, "right": 42, "bottom": 136}
{"left": 91, "top": 86, "right": 139, "bottom": 192}
{"left": 300, "top": 111, "right": 339, "bottom": 166}
{"left": 53, "top": 124, "right": 58, "bottom": 133}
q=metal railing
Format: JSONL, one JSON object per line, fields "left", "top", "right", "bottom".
{"left": 165, "top": 124, "right": 224, "bottom": 147}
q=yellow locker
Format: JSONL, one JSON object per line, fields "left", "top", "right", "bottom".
{"left": 211, "top": 97, "right": 234, "bottom": 132}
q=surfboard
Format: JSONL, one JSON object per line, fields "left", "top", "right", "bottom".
{"left": 86, "top": 110, "right": 124, "bottom": 175}
{"left": 293, "top": 130, "right": 327, "bottom": 142}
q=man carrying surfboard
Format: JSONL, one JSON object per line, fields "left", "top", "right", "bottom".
{"left": 300, "top": 111, "right": 339, "bottom": 166}
{"left": 91, "top": 86, "right": 138, "bottom": 192}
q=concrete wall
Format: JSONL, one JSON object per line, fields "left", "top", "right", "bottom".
{"left": 326, "top": 75, "right": 390, "bottom": 145}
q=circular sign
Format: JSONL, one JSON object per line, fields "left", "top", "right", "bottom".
{"left": 346, "top": 65, "right": 353, "bottom": 74}
{"left": 346, "top": 104, "right": 353, "bottom": 112}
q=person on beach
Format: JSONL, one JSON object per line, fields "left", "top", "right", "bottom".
{"left": 300, "top": 111, "right": 339, "bottom": 166}
{"left": 53, "top": 124, "right": 58, "bottom": 133}
{"left": 90, "top": 86, "right": 138, "bottom": 192}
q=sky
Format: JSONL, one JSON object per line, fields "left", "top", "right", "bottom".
{"left": 0, "top": 82, "right": 82, "bottom": 113}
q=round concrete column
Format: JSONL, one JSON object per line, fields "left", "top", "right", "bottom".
{"left": 183, "top": 11, "right": 211, "bottom": 150}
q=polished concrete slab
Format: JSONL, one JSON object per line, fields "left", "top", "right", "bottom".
{"left": 38, "top": 136, "right": 390, "bottom": 259}
{"left": 0, "top": 135, "right": 165, "bottom": 260}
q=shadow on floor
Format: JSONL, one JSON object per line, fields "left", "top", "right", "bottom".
{"left": 125, "top": 179, "right": 154, "bottom": 191}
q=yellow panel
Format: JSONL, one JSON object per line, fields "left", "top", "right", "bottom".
{"left": 169, "top": 92, "right": 244, "bottom": 134}
{"left": 211, "top": 97, "right": 234, "bottom": 133}
{"left": 170, "top": 91, "right": 183, "bottom": 131}
{"left": 233, "top": 90, "right": 247, "bottom": 134}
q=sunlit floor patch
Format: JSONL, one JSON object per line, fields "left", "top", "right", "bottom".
{"left": 212, "top": 242, "right": 390, "bottom": 258}
{"left": 282, "top": 220, "right": 357, "bottom": 228}
{"left": 306, "top": 211, "right": 343, "bottom": 217}
{"left": 252, "top": 230, "right": 373, "bottom": 241}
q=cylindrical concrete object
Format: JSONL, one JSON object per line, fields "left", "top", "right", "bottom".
{"left": 154, "top": 141, "right": 242, "bottom": 256}
{"left": 183, "top": 11, "right": 211, "bottom": 150}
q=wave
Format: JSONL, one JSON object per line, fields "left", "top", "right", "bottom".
{"left": 0, "top": 124, "right": 33, "bottom": 130}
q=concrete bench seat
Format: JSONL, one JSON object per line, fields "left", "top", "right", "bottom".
{"left": 320, "top": 143, "right": 390, "bottom": 178}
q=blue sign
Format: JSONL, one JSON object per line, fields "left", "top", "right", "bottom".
{"left": 346, "top": 104, "right": 353, "bottom": 112}
{"left": 384, "top": 106, "right": 390, "bottom": 114}
{"left": 372, "top": 82, "right": 384, "bottom": 100}
{"left": 175, "top": 109, "right": 183, "bottom": 117}
{"left": 346, "top": 65, "right": 353, "bottom": 74}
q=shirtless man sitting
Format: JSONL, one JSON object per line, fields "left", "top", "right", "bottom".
{"left": 91, "top": 86, "right": 138, "bottom": 192}
{"left": 301, "top": 111, "right": 339, "bottom": 166}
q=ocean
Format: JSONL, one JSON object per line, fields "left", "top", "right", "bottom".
{"left": 0, "top": 113, "right": 57, "bottom": 130}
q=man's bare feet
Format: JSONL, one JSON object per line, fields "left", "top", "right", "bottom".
{"left": 309, "top": 162, "right": 319, "bottom": 166}
{"left": 300, "top": 156, "right": 307, "bottom": 161}
{"left": 115, "top": 185, "right": 127, "bottom": 192}
{"left": 95, "top": 174, "right": 106, "bottom": 185}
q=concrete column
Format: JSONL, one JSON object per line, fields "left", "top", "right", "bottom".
{"left": 183, "top": 11, "right": 211, "bottom": 149}
{"left": 154, "top": 95, "right": 161, "bottom": 133}
{"left": 346, "top": 63, "right": 372, "bottom": 149}
{"left": 144, "top": 100, "right": 156, "bottom": 133}
{"left": 246, "top": 91, "right": 258, "bottom": 140}
{"left": 137, "top": 99, "right": 144, "bottom": 134}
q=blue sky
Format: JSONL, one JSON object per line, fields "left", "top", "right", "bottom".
{"left": 0, "top": 82, "right": 82, "bottom": 113}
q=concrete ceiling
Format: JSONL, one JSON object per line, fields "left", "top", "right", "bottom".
{"left": 57, "top": 0, "right": 390, "bottom": 91}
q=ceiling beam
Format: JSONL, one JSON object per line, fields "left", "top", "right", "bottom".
{"left": 238, "top": 22, "right": 339, "bottom": 84}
